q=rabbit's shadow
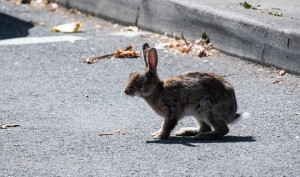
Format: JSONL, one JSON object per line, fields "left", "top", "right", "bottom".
{"left": 146, "top": 135, "right": 256, "bottom": 147}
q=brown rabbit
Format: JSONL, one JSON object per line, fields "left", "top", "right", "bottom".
{"left": 124, "top": 43, "right": 245, "bottom": 140}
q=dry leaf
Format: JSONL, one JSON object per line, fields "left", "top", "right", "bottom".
{"left": 178, "top": 45, "right": 192, "bottom": 53}
{"left": 278, "top": 70, "right": 286, "bottom": 76}
{"left": 127, "top": 26, "right": 139, "bottom": 32}
{"left": 115, "top": 50, "right": 139, "bottom": 58}
{"left": 198, "top": 50, "right": 207, "bottom": 57}
{"left": 51, "top": 21, "right": 83, "bottom": 33}
{"left": 29, "top": 0, "right": 50, "bottom": 9}
{"left": 273, "top": 80, "right": 281, "bottom": 84}
{"left": 148, "top": 32, "right": 218, "bottom": 57}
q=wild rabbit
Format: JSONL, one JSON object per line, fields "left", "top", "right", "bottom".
{"left": 124, "top": 43, "right": 245, "bottom": 140}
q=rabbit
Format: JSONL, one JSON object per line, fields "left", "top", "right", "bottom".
{"left": 124, "top": 43, "right": 245, "bottom": 140}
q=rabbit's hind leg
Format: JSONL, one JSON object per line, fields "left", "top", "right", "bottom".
{"left": 199, "top": 121, "right": 212, "bottom": 133}
{"left": 193, "top": 112, "right": 229, "bottom": 140}
{"left": 175, "top": 121, "right": 212, "bottom": 136}
{"left": 175, "top": 127, "right": 199, "bottom": 136}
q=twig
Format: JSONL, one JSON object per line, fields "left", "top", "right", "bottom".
{"left": 81, "top": 45, "right": 139, "bottom": 64}
{"left": 99, "top": 132, "right": 114, "bottom": 136}
{"left": 0, "top": 123, "right": 20, "bottom": 129}
{"left": 181, "top": 32, "right": 190, "bottom": 45}
{"left": 81, "top": 53, "right": 115, "bottom": 64}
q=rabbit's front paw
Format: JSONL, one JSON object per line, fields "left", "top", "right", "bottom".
{"left": 151, "top": 129, "right": 162, "bottom": 137}
{"left": 152, "top": 132, "right": 169, "bottom": 140}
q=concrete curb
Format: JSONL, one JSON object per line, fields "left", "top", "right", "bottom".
{"left": 55, "top": 0, "right": 300, "bottom": 74}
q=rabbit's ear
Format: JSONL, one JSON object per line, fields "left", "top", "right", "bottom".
{"left": 147, "top": 48, "right": 158, "bottom": 72}
{"left": 142, "top": 43, "right": 150, "bottom": 68}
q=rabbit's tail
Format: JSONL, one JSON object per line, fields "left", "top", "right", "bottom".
{"left": 228, "top": 112, "right": 250, "bottom": 124}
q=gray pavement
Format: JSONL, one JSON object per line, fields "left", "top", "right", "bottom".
{"left": 55, "top": 0, "right": 300, "bottom": 74}
{"left": 1, "top": 1, "right": 300, "bottom": 177}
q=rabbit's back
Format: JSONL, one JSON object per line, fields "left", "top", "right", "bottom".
{"left": 163, "top": 71, "right": 234, "bottom": 100}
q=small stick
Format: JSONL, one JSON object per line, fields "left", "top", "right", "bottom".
{"left": 81, "top": 45, "right": 136, "bottom": 64}
{"left": 81, "top": 53, "right": 115, "bottom": 64}
{"left": 99, "top": 132, "right": 114, "bottom": 136}
{"left": 0, "top": 123, "right": 20, "bottom": 129}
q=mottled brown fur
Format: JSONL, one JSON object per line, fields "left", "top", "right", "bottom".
{"left": 124, "top": 44, "right": 240, "bottom": 140}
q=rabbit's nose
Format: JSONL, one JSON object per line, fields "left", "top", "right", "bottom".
{"left": 124, "top": 88, "right": 130, "bottom": 95}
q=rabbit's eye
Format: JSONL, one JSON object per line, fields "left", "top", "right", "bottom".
{"left": 134, "top": 77, "right": 147, "bottom": 89}
{"left": 137, "top": 77, "right": 147, "bottom": 83}
{"left": 134, "top": 82, "right": 143, "bottom": 89}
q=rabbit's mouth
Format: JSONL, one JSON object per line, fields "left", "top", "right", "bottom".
{"left": 124, "top": 88, "right": 136, "bottom": 97}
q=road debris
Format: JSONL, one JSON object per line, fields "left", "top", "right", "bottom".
{"left": 121, "top": 26, "right": 139, "bottom": 32}
{"left": 0, "top": 123, "right": 20, "bottom": 129}
{"left": 99, "top": 130, "right": 126, "bottom": 136}
{"left": 278, "top": 70, "right": 286, "bottom": 76}
{"left": 141, "top": 32, "right": 218, "bottom": 57}
{"left": 272, "top": 80, "right": 282, "bottom": 84}
{"left": 98, "top": 132, "right": 114, "bottom": 136}
{"left": 51, "top": 21, "right": 83, "bottom": 33}
{"left": 11, "top": 0, "right": 31, "bottom": 4}
{"left": 81, "top": 45, "right": 140, "bottom": 64}
{"left": 268, "top": 11, "right": 283, "bottom": 17}
{"left": 238, "top": 2, "right": 283, "bottom": 17}
{"left": 293, "top": 112, "right": 300, "bottom": 116}
{"left": 240, "top": 1, "right": 258, "bottom": 10}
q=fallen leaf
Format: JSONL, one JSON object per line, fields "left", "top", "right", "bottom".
{"left": 115, "top": 50, "right": 139, "bottom": 58}
{"left": 278, "top": 70, "right": 286, "bottom": 76}
{"left": 50, "top": 2, "right": 58, "bottom": 11}
{"left": 179, "top": 46, "right": 191, "bottom": 53}
{"left": 29, "top": 0, "right": 50, "bottom": 9}
{"left": 198, "top": 50, "right": 207, "bottom": 57}
{"left": 81, "top": 45, "right": 140, "bottom": 64}
{"left": 269, "top": 11, "right": 283, "bottom": 17}
{"left": 272, "top": 80, "right": 281, "bottom": 84}
{"left": 51, "top": 21, "right": 83, "bottom": 33}
{"left": 127, "top": 26, "right": 139, "bottom": 32}
{"left": 113, "top": 24, "right": 119, "bottom": 28}
{"left": 68, "top": 8, "right": 81, "bottom": 15}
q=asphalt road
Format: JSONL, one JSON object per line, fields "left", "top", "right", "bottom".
{"left": 1, "top": 2, "right": 299, "bottom": 177}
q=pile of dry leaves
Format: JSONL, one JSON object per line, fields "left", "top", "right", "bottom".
{"left": 151, "top": 33, "right": 218, "bottom": 57}
{"left": 11, "top": 0, "right": 59, "bottom": 10}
